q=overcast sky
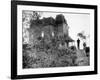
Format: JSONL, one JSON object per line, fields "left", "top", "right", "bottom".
{"left": 41, "top": 12, "right": 90, "bottom": 48}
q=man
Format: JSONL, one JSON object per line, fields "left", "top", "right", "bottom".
{"left": 77, "top": 38, "right": 80, "bottom": 49}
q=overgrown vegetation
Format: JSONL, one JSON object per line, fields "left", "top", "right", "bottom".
{"left": 23, "top": 43, "right": 77, "bottom": 68}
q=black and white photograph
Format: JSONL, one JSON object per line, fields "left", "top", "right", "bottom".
{"left": 22, "top": 10, "right": 90, "bottom": 68}
{"left": 11, "top": 1, "right": 97, "bottom": 79}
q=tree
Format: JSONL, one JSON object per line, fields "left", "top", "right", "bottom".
{"left": 22, "top": 11, "right": 42, "bottom": 44}
{"left": 77, "top": 32, "right": 86, "bottom": 40}
{"left": 77, "top": 31, "right": 90, "bottom": 41}
{"left": 32, "top": 11, "right": 42, "bottom": 20}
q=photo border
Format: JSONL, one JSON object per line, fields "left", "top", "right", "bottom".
{"left": 11, "top": 0, "right": 98, "bottom": 79}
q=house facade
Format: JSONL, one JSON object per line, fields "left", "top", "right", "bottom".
{"left": 23, "top": 13, "right": 74, "bottom": 48}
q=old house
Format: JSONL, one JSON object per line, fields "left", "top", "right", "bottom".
{"left": 23, "top": 13, "right": 74, "bottom": 48}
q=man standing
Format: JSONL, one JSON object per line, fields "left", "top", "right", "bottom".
{"left": 77, "top": 38, "right": 80, "bottom": 49}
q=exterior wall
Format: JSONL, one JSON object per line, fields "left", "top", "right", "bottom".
{"left": 63, "top": 23, "right": 69, "bottom": 36}
{"left": 28, "top": 25, "right": 41, "bottom": 45}
{"left": 57, "top": 23, "right": 69, "bottom": 37}
{"left": 42, "top": 25, "right": 54, "bottom": 43}
{"left": 28, "top": 25, "right": 54, "bottom": 45}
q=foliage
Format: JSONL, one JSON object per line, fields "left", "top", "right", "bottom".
{"left": 23, "top": 42, "right": 78, "bottom": 68}
{"left": 77, "top": 32, "right": 86, "bottom": 39}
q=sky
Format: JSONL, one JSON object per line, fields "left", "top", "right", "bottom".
{"left": 40, "top": 12, "right": 90, "bottom": 49}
